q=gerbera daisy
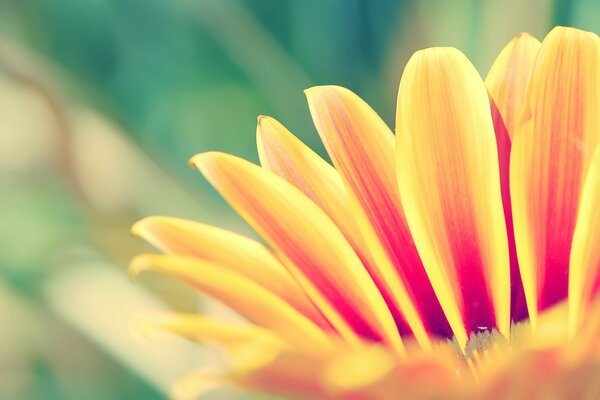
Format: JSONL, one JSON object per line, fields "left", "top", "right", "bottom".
{"left": 131, "top": 26, "right": 600, "bottom": 399}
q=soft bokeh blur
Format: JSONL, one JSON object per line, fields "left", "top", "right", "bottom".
{"left": 0, "top": 0, "right": 595, "bottom": 398}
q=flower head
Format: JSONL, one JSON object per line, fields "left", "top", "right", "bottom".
{"left": 131, "top": 26, "right": 600, "bottom": 399}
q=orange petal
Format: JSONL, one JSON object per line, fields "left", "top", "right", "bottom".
{"left": 485, "top": 33, "right": 540, "bottom": 322}
{"left": 131, "top": 216, "right": 326, "bottom": 327}
{"left": 306, "top": 85, "right": 446, "bottom": 350}
{"left": 191, "top": 152, "right": 404, "bottom": 354}
{"left": 485, "top": 33, "right": 541, "bottom": 138}
{"left": 396, "top": 47, "right": 511, "bottom": 347}
{"left": 130, "top": 254, "right": 332, "bottom": 350}
{"left": 510, "top": 26, "right": 600, "bottom": 327}
{"left": 569, "top": 148, "right": 600, "bottom": 339}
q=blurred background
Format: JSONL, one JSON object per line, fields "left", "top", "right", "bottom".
{"left": 0, "top": 0, "right": 596, "bottom": 398}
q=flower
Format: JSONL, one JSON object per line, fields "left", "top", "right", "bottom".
{"left": 131, "top": 26, "right": 600, "bottom": 399}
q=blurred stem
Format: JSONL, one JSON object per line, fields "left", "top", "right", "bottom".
{"left": 552, "top": 0, "right": 573, "bottom": 25}
{"left": 0, "top": 41, "right": 81, "bottom": 197}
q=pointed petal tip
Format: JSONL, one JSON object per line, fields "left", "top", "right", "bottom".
{"left": 304, "top": 85, "right": 350, "bottom": 100}
{"left": 189, "top": 151, "right": 228, "bottom": 171}
{"left": 192, "top": 153, "right": 262, "bottom": 187}
{"left": 256, "top": 116, "right": 303, "bottom": 153}
{"left": 257, "top": 114, "right": 277, "bottom": 130}
{"left": 510, "top": 32, "right": 541, "bottom": 48}
{"left": 129, "top": 254, "right": 155, "bottom": 280}
{"left": 130, "top": 220, "right": 143, "bottom": 237}
{"left": 188, "top": 152, "right": 207, "bottom": 169}
{"left": 256, "top": 115, "right": 277, "bottom": 135}
{"left": 514, "top": 32, "right": 535, "bottom": 40}
{"left": 256, "top": 116, "right": 286, "bottom": 162}
{"left": 130, "top": 215, "right": 172, "bottom": 238}
{"left": 129, "top": 253, "right": 192, "bottom": 282}
{"left": 130, "top": 216, "right": 154, "bottom": 237}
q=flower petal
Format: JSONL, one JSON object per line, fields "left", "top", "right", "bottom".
{"left": 306, "top": 85, "right": 447, "bottom": 349}
{"left": 510, "top": 26, "right": 600, "bottom": 326}
{"left": 227, "top": 343, "right": 465, "bottom": 400}
{"left": 191, "top": 152, "right": 405, "bottom": 354}
{"left": 130, "top": 254, "right": 332, "bottom": 350}
{"left": 569, "top": 148, "right": 600, "bottom": 338}
{"left": 148, "top": 313, "right": 284, "bottom": 350}
{"left": 131, "top": 216, "right": 325, "bottom": 327}
{"left": 396, "top": 47, "right": 511, "bottom": 347}
{"left": 229, "top": 346, "right": 337, "bottom": 399}
{"left": 256, "top": 116, "right": 362, "bottom": 250}
{"left": 257, "top": 116, "right": 423, "bottom": 344}
{"left": 485, "top": 33, "right": 540, "bottom": 322}
{"left": 489, "top": 102, "right": 526, "bottom": 323}
{"left": 322, "top": 345, "right": 464, "bottom": 400}
{"left": 485, "top": 32, "right": 541, "bottom": 138}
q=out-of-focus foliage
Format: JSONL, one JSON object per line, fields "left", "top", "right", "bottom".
{"left": 0, "top": 0, "right": 592, "bottom": 398}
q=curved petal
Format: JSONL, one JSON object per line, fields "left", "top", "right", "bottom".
{"left": 510, "top": 26, "right": 600, "bottom": 326}
{"left": 569, "top": 148, "right": 600, "bottom": 338}
{"left": 396, "top": 47, "right": 511, "bottom": 347}
{"left": 256, "top": 116, "right": 362, "bottom": 249}
{"left": 130, "top": 254, "right": 332, "bottom": 350}
{"left": 306, "top": 85, "right": 447, "bottom": 349}
{"left": 257, "top": 116, "right": 419, "bottom": 341}
{"left": 147, "top": 313, "right": 284, "bottom": 350}
{"left": 131, "top": 216, "right": 326, "bottom": 327}
{"left": 323, "top": 345, "right": 464, "bottom": 399}
{"left": 228, "top": 344, "right": 464, "bottom": 400}
{"left": 486, "top": 32, "right": 541, "bottom": 138}
{"left": 485, "top": 33, "right": 540, "bottom": 322}
{"left": 191, "top": 152, "right": 404, "bottom": 354}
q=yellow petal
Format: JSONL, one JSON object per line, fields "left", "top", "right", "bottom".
{"left": 130, "top": 254, "right": 332, "bottom": 350}
{"left": 485, "top": 33, "right": 541, "bottom": 138}
{"left": 131, "top": 216, "right": 325, "bottom": 327}
{"left": 171, "top": 368, "right": 225, "bottom": 400}
{"left": 486, "top": 34, "right": 541, "bottom": 322}
{"left": 306, "top": 85, "right": 442, "bottom": 351}
{"left": 256, "top": 116, "right": 363, "bottom": 251}
{"left": 396, "top": 47, "right": 511, "bottom": 348}
{"left": 191, "top": 152, "right": 404, "bottom": 354}
{"left": 257, "top": 115, "right": 418, "bottom": 350}
{"left": 324, "top": 345, "right": 464, "bottom": 400}
{"left": 510, "top": 26, "right": 600, "bottom": 327}
{"left": 148, "top": 313, "right": 283, "bottom": 347}
{"left": 229, "top": 347, "right": 336, "bottom": 399}
{"left": 322, "top": 346, "right": 395, "bottom": 393}
{"left": 569, "top": 148, "right": 600, "bottom": 339}
{"left": 570, "top": 298, "right": 600, "bottom": 360}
